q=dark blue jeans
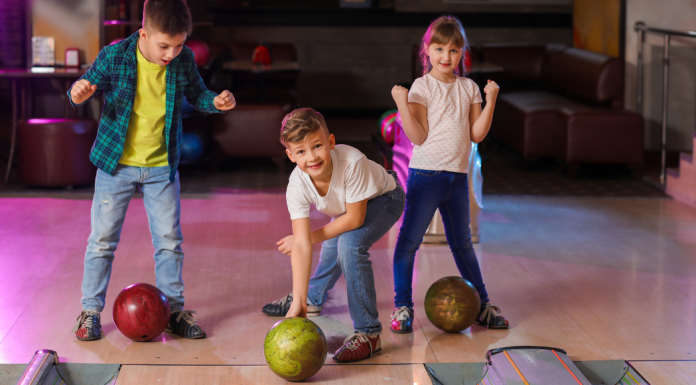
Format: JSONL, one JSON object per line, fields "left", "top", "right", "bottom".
{"left": 393, "top": 168, "right": 489, "bottom": 308}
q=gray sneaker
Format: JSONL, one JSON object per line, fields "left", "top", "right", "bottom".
{"left": 261, "top": 292, "right": 323, "bottom": 317}
{"left": 72, "top": 310, "right": 102, "bottom": 341}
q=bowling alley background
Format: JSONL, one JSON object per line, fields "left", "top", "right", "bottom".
{"left": 2, "top": 0, "right": 696, "bottom": 384}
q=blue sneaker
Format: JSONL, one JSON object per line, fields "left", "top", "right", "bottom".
{"left": 390, "top": 306, "right": 414, "bottom": 334}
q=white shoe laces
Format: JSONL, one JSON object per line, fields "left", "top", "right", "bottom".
{"left": 341, "top": 332, "right": 374, "bottom": 356}
{"left": 391, "top": 306, "right": 412, "bottom": 322}
{"left": 479, "top": 303, "right": 502, "bottom": 326}
{"left": 174, "top": 310, "right": 198, "bottom": 325}
{"left": 273, "top": 292, "right": 293, "bottom": 307}
{"left": 71, "top": 310, "right": 99, "bottom": 333}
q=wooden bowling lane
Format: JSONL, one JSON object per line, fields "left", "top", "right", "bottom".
{"left": 471, "top": 197, "right": 696, "bottom": 361}
{"left": 0, "top": 194, "right": 435, "bottom": 366}
{"left": 115, "top": 364, "right": 432, "bottom": 385}
{"left": 2, "top": 193, "right": 696, "bottom": 376}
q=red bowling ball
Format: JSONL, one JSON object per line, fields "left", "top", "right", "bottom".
{"left": 185, "top": 40, "right": 210, "bottom": 67}
{"left": 113, "top": 283, "right": 171, "bottom": 342}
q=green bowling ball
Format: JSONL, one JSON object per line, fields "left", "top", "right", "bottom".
{"left": 264, "top": 317, "right": 328, "bottom": 381}
{"left": 424, "top": 276, "right": 481, "bottom": 333}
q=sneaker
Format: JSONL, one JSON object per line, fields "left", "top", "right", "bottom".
{"left": 390, "top": 306, "right": 414, "bottom": 334}
{"left": 261, "top": 292, "right": 322, "bottom": 317}
{"left": 166, "top": 310, "right": 207, "bottom": 339}
{"left": 72, "top": 310, "right": 102, "bottom": 341}
{"left": 332, "top": 332, "right": 381, "bottom": 363}
{"left": 475, "top": 303, "right": 509, "bottom": 329}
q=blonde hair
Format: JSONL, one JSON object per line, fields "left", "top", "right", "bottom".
{"left": 280, "top": 108, "right": 328, "bottom": 147}
{"left": 419, "top": 15, "right": 469, "bottom": 76}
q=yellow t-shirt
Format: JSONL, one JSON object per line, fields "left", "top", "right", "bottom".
{"left": 119, "top": 40, "right": 169, "bottom": 167}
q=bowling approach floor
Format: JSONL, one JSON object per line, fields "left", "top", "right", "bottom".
{"left": 2, "top": 193, "right": 696, "bottom": 384}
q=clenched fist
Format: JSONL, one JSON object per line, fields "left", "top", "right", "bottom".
{"left": 391, "top": 85, "right": 409, "bottom": 107}
{"left": 214, "top": 90, "right": 236, "bottom": 111}
{"left": 484, "top": 80, "right": 500, "bottom": 104}
{"left": 70, "top": 79, "right": 97, "bottom": 105}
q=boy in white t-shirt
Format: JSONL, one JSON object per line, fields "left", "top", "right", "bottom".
{"left": 261, "top": 108, "right": 404, "bottom": 363}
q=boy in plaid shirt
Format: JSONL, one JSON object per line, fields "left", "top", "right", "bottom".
{"left": 69, "top": 0, "right": 235, "bottom": 340}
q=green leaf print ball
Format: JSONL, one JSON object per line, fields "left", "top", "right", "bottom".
{"left": 264, "top": 317, "right": 328, "bottom": 381}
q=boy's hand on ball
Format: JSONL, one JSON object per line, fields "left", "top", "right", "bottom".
{"left": 276, "top": 235, "right": 294, "bottom": 256}
{"left": 391, "top": 85, "right": 409, "bottom": 106}
{"left": 484, "top": 80, "right": 499, "bottom": 104}
{"left": 285, "top": 300, "right": 307, "bottom": 318}
{"left": 214, "top": 90, "right": 236, "bottom": 111}
{"left": 70, "top": 79, "right": 97, "bottom": 104}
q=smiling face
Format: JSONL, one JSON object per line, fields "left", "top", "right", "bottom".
{"left": 427, "top": 41, "right": 463, "bottom": 78}
{"left": 285, "top": 128, "right": 336, "bottom": 181}
{"left": 138, "top": 28, "right": 187, "bottom": 66}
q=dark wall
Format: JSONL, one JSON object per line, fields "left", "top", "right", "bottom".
{"left": 206, "top": 25, "right": 572, "bottom": 110}
{"left": 187, "top": 3, "right": 572, "bottom": 110}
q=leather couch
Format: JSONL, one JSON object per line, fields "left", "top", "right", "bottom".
{"left": 483, "top": 44, "right": 643, "bottom": 175}
{"left": 18, "top": 118, "right": 97, "bottom": 186}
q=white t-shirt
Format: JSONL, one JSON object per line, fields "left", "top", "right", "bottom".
{"left": 408, "top": 73, "right": 482, "bottom": 173}
{"left": 286, "top": 145, "right": 397, "bottom": 220}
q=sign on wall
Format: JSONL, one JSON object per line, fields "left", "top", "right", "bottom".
{"left": 32, "top": 0, "right": 101, "bottom": 66}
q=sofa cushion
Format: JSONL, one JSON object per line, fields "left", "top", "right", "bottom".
{"left": 494, "top": 91, "right": 587, "bottom": 158}
{"left": 546, "top": 47, "right": 623, "bottom": 105}
{"left": 482, "top": 43, "right": 548, "bottom": 83}
{"left": 560, "top": 107, "right": 643, "bottom": 164}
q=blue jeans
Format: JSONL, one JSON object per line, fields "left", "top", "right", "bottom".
{"left": 306, "top": 184, "right": 405, "bottom": 335}
{"left": 393, "top": 168, "right": 489, "bottom": 308}
{"left": 81, "top": 164, "right": 185, "bottom": 312}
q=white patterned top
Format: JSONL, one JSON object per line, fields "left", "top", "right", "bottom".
{"left": 408, "top": 74, "right": 482, "bottom": 173}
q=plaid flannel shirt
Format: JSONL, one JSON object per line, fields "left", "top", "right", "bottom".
{"left": 68, "top": 31, "right": 222, "bottom": 182}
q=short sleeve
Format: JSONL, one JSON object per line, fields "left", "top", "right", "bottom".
{"left": 345, "top": 156, "right": 381, "bottom": 204}
{"left": 471, "top": 80, "right": 483, "bottom": 105}
{"left": 286, "top": 178, "right": 311, "bottom": 220}
{"left": 408, "top": 77, "right": 429, "bottom": 107}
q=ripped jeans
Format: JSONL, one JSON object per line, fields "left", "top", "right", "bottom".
{"left": 81, "top": 164, "right": 185, "bottom": 312}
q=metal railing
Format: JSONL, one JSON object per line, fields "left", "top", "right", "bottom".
{"left": 635, "top": 21, "right": 696, "bottom": 185}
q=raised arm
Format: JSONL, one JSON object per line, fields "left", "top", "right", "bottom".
{"left": 68, "top": 48, "right": 111, "bottom": 106}
{"left": 183, "top": 62, "right": 225, "bottom": 113}
{"left": 182, "top": 47, "right": 236, "bottom": 113}
{"left": 470, "top": 80, "right": 499, "bottom": 143}
{"left": 391, "top": 85, "right": 429, "bottom": 145}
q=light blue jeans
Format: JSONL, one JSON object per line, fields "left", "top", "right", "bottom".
{"left": 81, "top": 164, "right": 185, "bottom": 312}
{"left": 306, "top": 182, "right": 405, "bottom": 335}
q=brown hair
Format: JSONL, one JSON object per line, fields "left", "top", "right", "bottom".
{"left": 419, "top": 15, "right": 469, "bottom": 76}
{"left": 280, "top": 108, "right": 328, "bottom": 147}
{"left": 143, "top": 0, "right": 192, "bottom": 36}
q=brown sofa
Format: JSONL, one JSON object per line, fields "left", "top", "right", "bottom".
{"left": 18, "top": 118, "right": 97, "bottom": 186}
{"left": 482, "top": 44, "right": 643, "bottom": 174}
